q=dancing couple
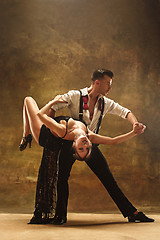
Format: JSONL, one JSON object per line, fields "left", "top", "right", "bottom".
{"left": 20, "top": 69, "right": 154, "bottom": 224}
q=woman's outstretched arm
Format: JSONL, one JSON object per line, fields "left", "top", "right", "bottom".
{"left": 37, "top": 96, "right": 67, "bottom": 137}
{"left": 89, "top": 123, "right": 146, "bottom": 145}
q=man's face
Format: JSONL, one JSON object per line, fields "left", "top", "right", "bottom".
{"left": 97, "top": 75, "right": 112, "bottom": 95}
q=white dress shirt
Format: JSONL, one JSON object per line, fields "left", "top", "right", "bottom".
{"left": 51, "top": 87, "right": 131, "bottom": 132}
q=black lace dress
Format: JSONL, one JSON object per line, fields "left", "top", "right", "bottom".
{"left": 34, "top": 116, "right": 70, "bottom": 219}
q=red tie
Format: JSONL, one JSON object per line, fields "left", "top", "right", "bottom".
{"left": 82, "top": 96, "right": 89, "bottom": 110}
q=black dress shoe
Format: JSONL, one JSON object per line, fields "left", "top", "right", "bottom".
{"left": 51, "top": 216, "right": 67, "bottom": 225}
{"left": 28, "top": 215, "right": 53, "bottom": 224}
{"left": 28, "top": 209, "right": 44, "bottom": 224}
{"left": 28, "top": 215, "right": 43, "bottom": 224}
{"left": 128, "top": 212, "right": 154, "bottom": 222}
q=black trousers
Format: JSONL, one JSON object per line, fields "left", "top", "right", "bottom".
{"left": 55, "top": 142, "right": 137, "bottom": 218}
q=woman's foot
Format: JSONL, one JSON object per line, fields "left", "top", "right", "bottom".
{"left": 19, "top": 134, "right": 32, "bottom": 151}
{"left": 28, "top": 210, "right": 52, "bottom": 224}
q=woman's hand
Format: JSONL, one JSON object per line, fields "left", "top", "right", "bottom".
{"left": 49, "top": 95, "right": 67, "bottom": 105}
{"left": 54, "top": 95, "right": 67, "bottom": 103}
{"left": 133, "top": 122, "right": 146, "bottom": 134}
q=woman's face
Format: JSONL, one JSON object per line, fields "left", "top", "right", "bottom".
{"left": 74, "top": 135, "right": 92, "bottom": 159}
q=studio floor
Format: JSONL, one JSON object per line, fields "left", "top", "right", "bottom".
{"left": 0, "top": 213, "right": 159, "bottom": 240}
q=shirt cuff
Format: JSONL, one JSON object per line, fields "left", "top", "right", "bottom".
{"left": 51, "top": 102, "right": 68, "bottom": 111}
{"left": 124, "top": 110, "right": 131, "bottom": 119}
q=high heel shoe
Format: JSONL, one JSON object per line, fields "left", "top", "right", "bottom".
{"left": 19, "top": 134, "right": 32, "bottom": 151}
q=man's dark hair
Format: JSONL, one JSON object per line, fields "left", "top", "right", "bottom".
{"left": 91, "top": 69, "right": 114, "bottom": 82}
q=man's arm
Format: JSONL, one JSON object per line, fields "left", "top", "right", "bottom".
{"left": 48, "top": 109, "right": 56, "bottom": 118}
{"left": 126, "top": 112, "right": 137, "bottom": 124}
{"left": 104, "top": 98, "right": 145, "bottom": 131}
{"left": 126, "top": 112, "right": 146, "bottom": 134}
{"left": 47, "top": 95, "right": 68, "bottom": 118}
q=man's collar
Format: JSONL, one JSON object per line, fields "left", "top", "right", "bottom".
{"left": 80, "top": 87, "right": 103, "bottom": 100}
{"left": 80, "top": 87, "right": 88, "bottom": 96}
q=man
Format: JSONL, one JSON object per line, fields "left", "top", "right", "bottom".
{"left": 29, "top": 69, "right": 154, "bottom": 224}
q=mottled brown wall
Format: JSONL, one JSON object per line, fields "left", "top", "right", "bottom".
{"left": 0, "top": 0, "right": 160, "bottom": 213}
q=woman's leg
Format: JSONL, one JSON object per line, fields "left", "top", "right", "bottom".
{"left": 21, "top": 96, "right": 43, "bottom": 144}
{"left": 22, "top": 98, "right": 31, "bottom": 138}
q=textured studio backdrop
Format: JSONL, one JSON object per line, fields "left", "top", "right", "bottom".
{"left": 0, "top": 0, "right": 160, "bottom": 214}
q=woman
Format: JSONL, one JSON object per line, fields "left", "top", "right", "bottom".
{"left": 20, "top": 96, "right": 145, "bottom": 159}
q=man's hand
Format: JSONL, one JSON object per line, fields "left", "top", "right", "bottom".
{"left": 133, "top": 122, "right": 146, "bottom": 134}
